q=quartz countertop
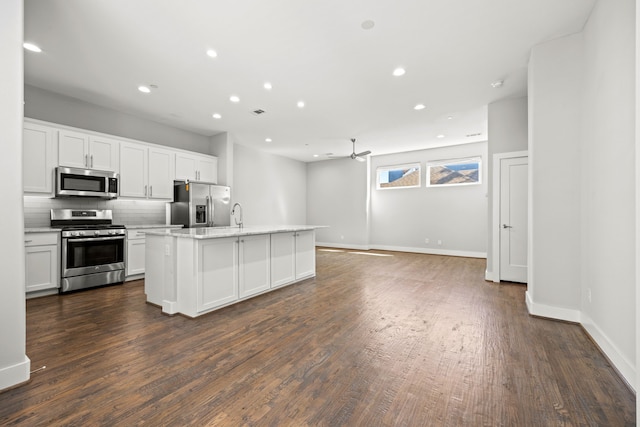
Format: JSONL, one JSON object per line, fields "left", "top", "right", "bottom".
{"left": 24, "top": 227, "right": 58, "bottom": 233}
{"left": 144, "top": 225, "right": 324, "bottom": 240}
{"left": 124, "top": 224, "right": 183, "bottom": 230}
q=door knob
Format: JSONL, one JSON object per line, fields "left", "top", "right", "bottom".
{"left": 502, "top": 224, "right": 513, "bottom": 229}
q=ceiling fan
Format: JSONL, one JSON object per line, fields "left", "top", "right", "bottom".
{"left": 328, "top": 138, "right": 371, "bottom": 162}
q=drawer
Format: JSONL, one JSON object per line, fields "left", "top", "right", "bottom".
{"left": 127, "top": 229, "right": 148, "bottom": 240}
{"left": 24, "top": 232, "right": 59, "bottom": 246}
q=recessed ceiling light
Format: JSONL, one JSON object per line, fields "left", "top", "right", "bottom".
{"left": 491, "top": 80, "right": 504, "bottom": 88}
{"left": 23, "top": 42, "right": 42, "bottom": 53}
{"left": 206, "top": 49, "right": 217, "bottom": 58}
{"left": 393, "top": 68, "right": 406, "bottom": 77}
{"left": 230, "top": 95, "right": 240, "bottom": 103}
{"left": 297, "top": 101, "right": 305, "bottom": 108}
{"left": 313, "top": 154, "right": 320, "bottom": 158}
{"left": 212, "top": 113, "right": 222, "bottom": 119}
{"left": 264, "top": 82, "right": 272, "bottom": 90}
{"left": 361, "top": 20, "right": 375, "bottom": 30}
{"left": 437, "top": 134, "right": 445, "bottom": 139}
{"left": 447, "top": 116, "right": 454, "bottom": 120}
{"left": 138, "top": 86, "right": 151, "bottom": 94}
{"left": 265, "top": 138, "right": 272, "bottom": 142}
{"left": 414, "top": 104, "right": 426, "bottom": 110}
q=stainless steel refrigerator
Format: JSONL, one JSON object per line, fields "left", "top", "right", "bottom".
{"left": 171, "top": 181, "right": 231, "bottom": 228}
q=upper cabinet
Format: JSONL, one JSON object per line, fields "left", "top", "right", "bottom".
{"left": 59, "top": 130, "right": 118, "bottom": 172}
{"left": 119, "top": 141, "right": 174, "bottom": 200}
{"left": 23, "top": 122, "right": 57, "bottom": 194}
{"left": 175, "top": 152, "right": 218, "bottom": 183}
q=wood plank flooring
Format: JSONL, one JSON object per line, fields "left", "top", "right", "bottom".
{"left": 0, "top": 249, "right": 635, "bottom": 426}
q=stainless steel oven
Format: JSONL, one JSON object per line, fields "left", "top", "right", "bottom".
{"left": 51, "top": 209, "right": 125, "bottom": 293}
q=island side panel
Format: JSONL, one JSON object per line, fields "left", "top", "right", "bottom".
{"left": 145, "top": 234, "right": 167, "bottom": 307}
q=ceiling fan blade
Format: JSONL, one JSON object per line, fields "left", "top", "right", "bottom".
{"left": 355, "top": 156, "right": 367, "bottom": 162}
{"left": 355, "top": 150, "right": 371, "bottom": 157}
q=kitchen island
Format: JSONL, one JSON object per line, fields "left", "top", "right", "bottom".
{"left": 144, "top": 226, "right": 320, "bottom": 317}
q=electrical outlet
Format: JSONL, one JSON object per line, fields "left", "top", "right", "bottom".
{"left": 340, "top": 235, "right": 344, "bottom": 240}
{"left": 425, "top": 238, "right": 430, "bottom": 244}
{"left": 437, "top": 239, "right": 442, "bottom": 246}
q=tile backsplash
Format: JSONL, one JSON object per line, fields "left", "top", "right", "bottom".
{"left": 24, "top": 196, "right": 169, "bottom": 228}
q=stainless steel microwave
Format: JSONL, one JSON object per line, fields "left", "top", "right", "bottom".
{"left": 55, "top": 167, "right": 119, "bottom": 199}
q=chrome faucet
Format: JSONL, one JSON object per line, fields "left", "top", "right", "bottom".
{"left": 231, "top": 202, "right": 243, "bottom": 229}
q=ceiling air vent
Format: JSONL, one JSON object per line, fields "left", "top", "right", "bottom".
{"left": 252, "top": 109, "right": 266, "bottom": 115}
{"left": 466, "top": 132, "right": 482, "bottom": 138}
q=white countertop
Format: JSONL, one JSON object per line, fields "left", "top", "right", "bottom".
{"left": 144, "top": 225, "right": 325, "bottom": 239}
{"left": 25, "top": 224, "right": 183, "bottom": 233}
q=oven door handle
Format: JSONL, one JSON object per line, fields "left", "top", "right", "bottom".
{"left": 64, "top": 236, "right": 125, "bottom": 243}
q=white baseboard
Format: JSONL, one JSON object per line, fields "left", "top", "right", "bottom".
{"left": 370, "top": 244, "right": 486, "bottom": 259}
{"left": 525, "top": 291, "right": 581, "bottom": 322}
{"left": 0, "top": 356, "right": 30, "bottom": 391}
{"left": 581, "top": 313, "right": 636, "bottom": 391}
{"left": 485, "top": 269, "right": 494, "bottom": 282}
{"left": 316, "top": 242, "right": 371, "bottom": 251}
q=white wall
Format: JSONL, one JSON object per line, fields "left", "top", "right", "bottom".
{"left": 370, "top": 142, "right": 488, "bottom": 257}
{"left": 24, "top": 85, "right": 215, "bottom": 155}
{"left": 210, "top": 132, "right": 233, "bottom": 187}
{"left": 528, "top": 0, "right": 636, "bottom": 388}
{"left": 0, "top": 0, "right": 30, "bottom": 391}
{"left": 233, "top": 143, "right": 306, "bottom": 225}
{"left": 527, "top": 34, "right": 583, "bottom": 319}
{"left": 580, "top": 0, "right": 636, "bottom": 387}
{"left": 307, "top": 158, "right": 369, "bottom": 248}
{"left": 486, "top": 97, "right": 528, "bottom": 279}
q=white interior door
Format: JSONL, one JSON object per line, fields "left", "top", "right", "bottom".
{"left": 500, "top": 156, "right": 528, "bottom": 283}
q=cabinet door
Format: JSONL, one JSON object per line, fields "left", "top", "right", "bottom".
{"left": 148, "top": 147, "right": 174, "bottom": 199}
{"left": 119, "top": 142, "right": 148, "bottom": 198}
{"left": 271, "top": 232, "right": 296, "bottom": 288}
{"left": 23, "top": 123, "right": 56, "bottom": 194}
{"left": 25, "top": 245, "right": 58, "bottom": 292}
{"left": 59, "top": 130, "right": 89, "bottom": 168}
{"left": 127, "top": 238, "right": 146, "bottom": 276}
{"left": 197, "top": 156, "right": 218, "bottom": 183}
{"left": 88, "top": 136, "right": 118, "bottom": 171}
{"left": 239, "top": 234, "right": 271, "bottom": 298}
{"left": 175, "top": 153, "right": 198, "bottom": 181}
{"left": 295, "top": 230, "right": 316, "bottom": 279}
{"left": 198, "top": 237, "right": 239, "bottom": 312}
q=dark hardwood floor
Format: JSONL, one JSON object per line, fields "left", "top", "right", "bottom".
{"left": 1, "top": 249, "right": 635, "bottom": 426}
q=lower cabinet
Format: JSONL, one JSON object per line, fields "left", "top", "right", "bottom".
{"left": 127, "top": 228, "right": 177, "bottom": 279}
{"left": 147, "top": 230, "right": 317, "bottom": 317}
{"left": 25, "top": 232, "right": 59, "bottom": 293}
{"left": 198, "top": 237, "right": 239, "bottom": 312}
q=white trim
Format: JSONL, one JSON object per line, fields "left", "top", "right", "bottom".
{"left": 582, "top": 313, "right": 636, "bottom": 390}
{"left": 0, "top": 356, "right": 30, "bottom": 391}
{"left": 525, "top": 291, "right": 581, "bottom": 322}
{"left": 315, "top": 242, "right": 371, "bottom": 251}
{"left": 484, "top": 269, "right": 494, "bottom": 281}
{"left": 316, "top": 243, "right": 486, "bottom": 258}
{"left": 492, "top": 150, "right": 528, "bottom": 283}
{"left": 370, "top": 245, "right": 486, "bottom": 259}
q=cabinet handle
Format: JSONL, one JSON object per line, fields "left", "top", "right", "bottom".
{"left": 149, "top": 185, "right": 153, "bottom": 197}
{"left": 196, "top": 170, "right": 200, "bottom": 180}
{"left": 144, "top": 185, "right": 148, "bottom": 196}
{"left": 24, "top": 240, "right": 33, "bottom": 243}
{"left": 90, "top": 155, "right": 94, "bottom": 168}
{"left": 85, "top": 154, "right": 89, "bottom": 167}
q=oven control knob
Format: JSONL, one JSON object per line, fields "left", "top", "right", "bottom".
{"left": 73, "top": 231, "right": 81, "bottom": 237}
{"left": 109, "top": 230, "right": 116, "bottom": 235}
{"left": 94, "top": 230, "right": 100, "bottom": 236}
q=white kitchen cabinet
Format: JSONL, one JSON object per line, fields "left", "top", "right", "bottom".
{"left": 239, "top": 234, "right": 271, "bottom": 298}
{"left": 271, "top": 232, "right": 296, "bottom": 288}
{"left": 59, "top": 130, "right": 118, "bottom": 171}
{"left": 23, "top": 122, "right": 56, "bottom": 194}
{"left": 295, "top": 230, "right": 316, "bottom": 280}
{"left": 24, "top": 232, "right": 59, "bottom": 293}
{"left": 126, "top": 228, "right": 176, "bottom": 278}
{"left": 175, "top": 152, "right": 218, "bottom": 183}
{"left": 119, "top": 141, "right": 174, "bottom": 200}
{"left": 198, "top": 236, "right": 239, "bottom": 312}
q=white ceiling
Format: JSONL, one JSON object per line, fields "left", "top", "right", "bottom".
{"left": 23, "top": 0, "right": 596, "bottom": 162}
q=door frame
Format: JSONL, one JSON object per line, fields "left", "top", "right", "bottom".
{"left": 491, "top": 150, "right": 528, "bottom": 283}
